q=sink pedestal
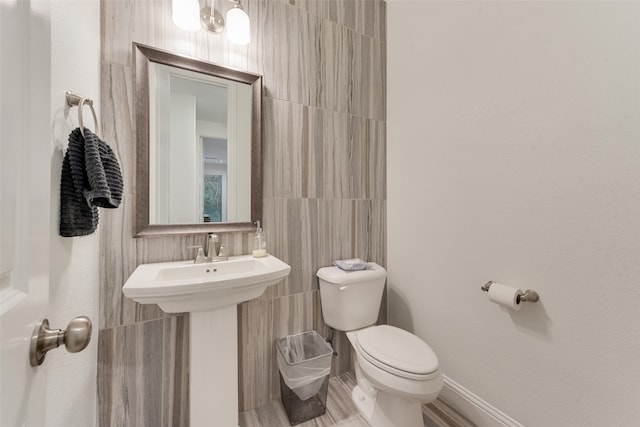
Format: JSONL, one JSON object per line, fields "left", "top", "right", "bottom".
{"left": 122, "top": 254, "right": 291, "bottom": 426}
{"left": 190, "top": 306, "right": 238, "bottom": 426}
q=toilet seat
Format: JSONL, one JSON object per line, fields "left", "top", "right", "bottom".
{"left": 353, "top": 325, "right": 439, "bottom": 381}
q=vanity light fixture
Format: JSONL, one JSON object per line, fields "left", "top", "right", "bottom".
{"left": 172, "top": 0, "right": 201, "bottom": 32}
{"left": 173, "top": 0, "right": 250, "bottom": 45}
{"left": 200, "top": 0, "right": 225, "bottom": 34}
{"left": 224, "top": 0, "right": 250, "bottom": 45}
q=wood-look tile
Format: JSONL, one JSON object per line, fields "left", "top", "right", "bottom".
{"left": 377, "top": 1, "right": 386, "bottom": 43}
{"left": 97, "top": 319, "right": 164, "bottom": 426}
{"left": 331, "top": 331, "right": 353, "bottom": 378}
{"left": 294, "top": 0, "right": 329, "bottom": 23}
{"left": 261, "top": 1, "right": 322, "bottom": 106}
{"left": 306, "top": 108, "right": 327, "bottom": 199}
{"left": 261, "top": 101, "right": 276, "bottom": 199}
{"left": 297, "top": 412, "right": 337, "bottom": 427}
{"left": 271, "top": 292, "right": 316, "bottom": 339}
{"left": 98, "top": 317, "right": 191, "bottom": 427}
{"left": 99, "top": 61, "right": 138, "bottom": 330}
{"left": 161, "top": 315, "right": 190, "bottom": 427}
{"left": 370, "top": 39, "right": 386, "bottom": 122}
{"left": 100, "top": 0, "right": 387, "bottom": 421}
{"left": 316, "top": 0, "right": 385, "bottom": 43}
{"left": 328, "top": 199, "right": 357, "bottom": 261}
{"left": 317, "top": 18, "right": 385, "bottom": 121}
{"left": 101, "top": 62, "right": 134, "bottom": 195}
{"left": 263, "top": 99, "right": 328, "bottom": 200}
{"left": 285, "top": 200, "right": 317, "bottom": 294}
{"left": 99, "top": 194, "right": 137, "bottom": 330}
{"left": 340, "top": 0, "right": 358, "bottom": 36}
{"left": 96, "top": 328, "right": 114, "bottom": 427}
{"left": 240, "top": 372, "right": 474, "bottom": 427}
{"left": 135, "top": 235, "right": 200, "bottom": 264}
{"left": 321, "top": 112, "right": 348, "bottom": 198}
{"left": 239, "top": 408, "right": 262, "bottom": 427}
{"left": 238, "top": 297, "right": 272, "bottom": 411}
{"left": 313, "top": 289, "right": 331, "bottom": 339}
{"left": 242, "top": 0, "right": 268, "bottom": 76}
{"left": 355, "top": 0, "right": 374, "bottom": 39}
{"left": 264, "top": 198, "right": 326, "bottom": 297}
{"left": 352, "top": 200, "right": 386, "bottom": 265}
{"left": 319, "top": 22, "right": 354, "bottom": 116}
{"left": 262, "top": 97, "right": 305, "bottom": 199}
{"left": 368, "top": 120, "right": 386, "bottom": 200}
{"left": 325, "top": 370, "right": 359, "bottom": 422}
{"left": 334, "top": 415, "right": 370, "bottom": 427}
{"left": 102, "top": 0, "right": 164, "bottom": 67}
{"left": 314, "top": 113, "right": 381, "bottom": 200}
{"left": 248, "top": 399, "right": 293, "bottom": 427}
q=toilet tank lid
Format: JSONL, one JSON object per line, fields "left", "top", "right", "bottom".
{"left": 316, "top": 262, "right": 386, "bottom": 284}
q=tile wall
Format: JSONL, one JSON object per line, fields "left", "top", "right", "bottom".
{"left": 98, "top": 0, "right": 386, "bottom": 424}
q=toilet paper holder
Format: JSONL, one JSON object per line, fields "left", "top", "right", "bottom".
{"left": 481, "top": 281, "right": 540, "bottom": 303}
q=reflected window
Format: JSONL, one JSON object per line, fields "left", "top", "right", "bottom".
{"left": 202, "top": 137, "right": 227, "bottom": 222}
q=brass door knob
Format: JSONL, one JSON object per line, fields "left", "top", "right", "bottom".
{"left": 29, "top": 316, "right": 92, "bottom": 366}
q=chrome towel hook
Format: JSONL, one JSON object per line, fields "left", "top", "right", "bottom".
{"left": 66, "top": 90, "right": 99, "bottom": 138}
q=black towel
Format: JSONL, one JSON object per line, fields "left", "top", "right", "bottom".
{"left": 60, "top": 128, "right": 123, "bottom": 237}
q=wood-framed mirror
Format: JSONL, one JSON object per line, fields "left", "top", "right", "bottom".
{"left": 133, "top": 43, "right": 262, "bottom": 237}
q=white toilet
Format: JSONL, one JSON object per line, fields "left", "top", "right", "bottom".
{"left": 317, "top": 263, "right": 443, "bottom": 427}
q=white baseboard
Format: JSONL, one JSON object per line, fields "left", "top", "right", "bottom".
{"left": 439, "top": 375, "right": 524, "bottom": 427}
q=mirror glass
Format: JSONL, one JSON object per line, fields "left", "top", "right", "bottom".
{"left": 134, "top": 43, "right": 262, "bottom": 236}
{"left": 148, "top": 64, "right": 252, "bottom": 224}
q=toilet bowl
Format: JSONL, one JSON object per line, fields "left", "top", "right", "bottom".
{"left": 317, "top": 263, "right": 443, "bottom": 427}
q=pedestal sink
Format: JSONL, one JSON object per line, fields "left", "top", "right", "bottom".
{"left": 123, "top": 254, "right": 291, "bottom": 426}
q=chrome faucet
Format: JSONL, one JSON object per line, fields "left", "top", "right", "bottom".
{"left": 206, "top": 234, "right": 228, "bottom": 262}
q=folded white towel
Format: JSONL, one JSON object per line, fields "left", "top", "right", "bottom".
{"left": 333, "top": 258, "right": 368, "bottom": 271}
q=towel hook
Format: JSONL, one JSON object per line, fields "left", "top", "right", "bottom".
{"left": 66, "top": 91, "right": 99, "bottom": 138}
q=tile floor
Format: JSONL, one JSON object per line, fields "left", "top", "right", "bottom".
{"left": 239, "top": 372, "right": 476, "bottom": 427}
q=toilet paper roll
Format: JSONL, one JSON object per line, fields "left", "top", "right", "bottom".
{"left": 487, "top": 282, "right": 522, "bottom": 311}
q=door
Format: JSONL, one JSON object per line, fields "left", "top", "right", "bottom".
{"left": 1, "top": 0, "right": 51, "bottom": 425}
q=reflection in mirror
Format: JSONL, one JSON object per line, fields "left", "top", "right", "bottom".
{"left": 148, "top": 64, "right": 252, "bottom": 224}
{"left": 133, "top": 43, "right": 262, "bottom": 237}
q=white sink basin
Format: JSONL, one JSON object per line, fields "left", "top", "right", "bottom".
{"left": 123, "top": 254, "right": 291, "bottom": 313}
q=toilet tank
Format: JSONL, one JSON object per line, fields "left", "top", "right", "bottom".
{"left": 316, "top": 263, "right": 387, "bottom": 331}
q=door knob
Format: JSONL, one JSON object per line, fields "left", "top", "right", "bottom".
{"left": 29, "top": 316, "right": 92, "bottom": 366}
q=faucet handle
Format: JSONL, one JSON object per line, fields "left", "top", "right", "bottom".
{"left": 187, "top": 245, "right": 207, "bottom": 264}
{"left": 206, "top": 234, "right": 219, "bottom": 259}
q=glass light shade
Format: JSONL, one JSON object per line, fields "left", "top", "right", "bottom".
{"left": 172, "top": 0, "right": 201, "bottom": 32}
{"left": 225, "top": 6, "right": 250, "bottom": 45}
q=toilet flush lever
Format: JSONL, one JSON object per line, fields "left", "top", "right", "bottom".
{"left": 29, "top": 316, "right": 92, "bottom": 366}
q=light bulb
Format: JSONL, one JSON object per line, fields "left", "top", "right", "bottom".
{"left": 225, "top": 5, "right": 250, "bottom": 45}
{"left": 172, "top": 0, "right": 200, "bottom": 32}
